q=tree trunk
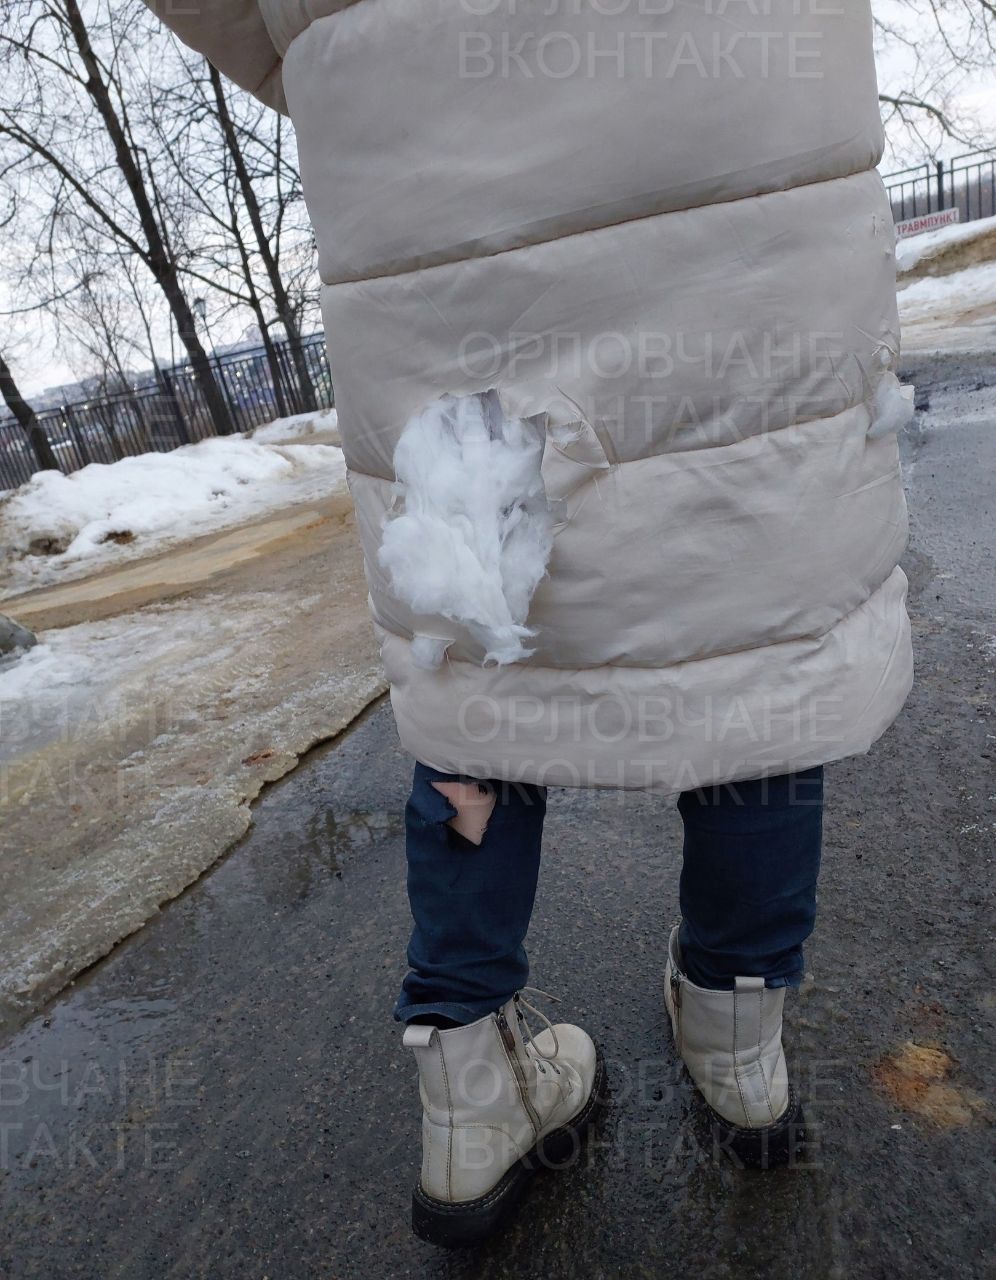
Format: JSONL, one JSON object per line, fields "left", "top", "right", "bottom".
{"left": 0, "top": 352, "right": 60, "bottom": 472}
{"left": 210, "top": 65, "right": 317, "bottom": 412}
{"left": 62, "top": 0, "right": 236, "bottom": 435}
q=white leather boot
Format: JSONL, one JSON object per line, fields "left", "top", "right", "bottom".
{"left": 402, "top": 989, "right": 605, "bottom": 1246}
{"left": 664, "top": 924, "right": 805, "bottom": 1168}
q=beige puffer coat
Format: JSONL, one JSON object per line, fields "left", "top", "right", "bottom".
{"left": 149, "top": 0, "right": 913, "bottom": 791}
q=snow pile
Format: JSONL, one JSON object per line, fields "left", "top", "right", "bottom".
{"left": 896, "top": 212, "right": 996, "bottom": 273}
{"left": 898, "top": 260, "right": 996, "bottom": 321}
{"left": 896, "top": 213, "right": 996, "bottom": 352}
{"left": 378, "top": 390, "right": 553, "bottom": 668}
{"left": 0, "top": 427, "right": 347, "bottom": 597}
{"left": 250, "top": 407, "right": 339, "bottom": 445}
{"left": 0, "top": 638, "right": 96, "bottom": 735}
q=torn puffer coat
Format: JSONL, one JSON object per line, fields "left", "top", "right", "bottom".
{"left": 147, "top": 0, "right": 913, "bottom": 791}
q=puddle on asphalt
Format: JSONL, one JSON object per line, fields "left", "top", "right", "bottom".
{"left": 0, "top": 720, "right": 407, "bottom": 1171}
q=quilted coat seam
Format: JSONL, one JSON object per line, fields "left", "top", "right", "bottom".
{"left": 345, "top": 404, "right": 892, "bottom": 488}
{"left": 373, "top": 566, "right": 906, "bottom": 674}
{"left": 315, "top": 167, "right": 886, "bottom": 289}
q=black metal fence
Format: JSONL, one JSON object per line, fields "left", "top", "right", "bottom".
{"left": 883, "top": 147, "right": 996, "bottom": 226}
{"left": 0, "top": 332, "right": 334, "bottom": 492}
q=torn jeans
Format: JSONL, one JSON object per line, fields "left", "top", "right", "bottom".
{"left": 394, "top": 762, "right": 823, "bottom": 1024}
{"left": 394, "top": 762, "right": 546, "bottom": 1025}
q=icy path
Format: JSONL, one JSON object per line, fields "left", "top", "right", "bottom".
{"left": 0, "top": 489, "right": 385, "bottom": 1036}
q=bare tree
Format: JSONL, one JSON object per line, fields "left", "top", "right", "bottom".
{"left": 207, "top": 65, "right": 317, "bottom": 410}
{"left": 134, "top": 34, "right": 320, "bottom": 415}
{"left": 0, "top": 0, "right": 235, "bottom": 434}
{"left": 143, "top": 66, "right": 298, "bottom": 416}
{"left": 0, "top": 350, "right": 59, "bottom": 471}
{"left": 875, "top": 0, "right": 996, "bottom": 157}
{"left": 57, "top": 242, "right": 145, "bottom": 399}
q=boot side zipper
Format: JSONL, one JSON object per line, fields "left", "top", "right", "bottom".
{"left": 670, "top": 971, "right": 683, "bottom": 1053}
{"left": 497, "top": 1009, "right": 516, "bottom": 1053}
{"left": 496, "top": 1011, "right": 542, "bottom": 1133}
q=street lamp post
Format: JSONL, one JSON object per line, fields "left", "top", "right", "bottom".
{"left": 192, "top": 297, "right": 217, "bottom": 361}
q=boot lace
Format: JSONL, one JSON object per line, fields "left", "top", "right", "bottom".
{"left": 515, "top": 986, "right": 562, "bottom": 1068}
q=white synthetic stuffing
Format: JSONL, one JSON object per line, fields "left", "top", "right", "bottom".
{"left": 868, "top": 372, "right": 916, "bottom": 440}
{"left": 410, "top": 635, "right": 452, "bottom": 669}
{"left": 378, "top": 391, "right": 554, "bottom": 667}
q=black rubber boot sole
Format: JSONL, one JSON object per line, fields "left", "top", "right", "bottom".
{"left": 708, "top": 1090, "right": 806, "bottom": 1169}
{"left": 411, "top": 1048, "right": 608, "bottom": 1248}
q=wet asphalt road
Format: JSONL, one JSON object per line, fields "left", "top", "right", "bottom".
{"left": 0, "top": 352, "right": 993, "bottom": 1280}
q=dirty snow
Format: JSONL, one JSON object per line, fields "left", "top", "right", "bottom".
{"left": 0, "top": 505, "right": 385, "bottom": 1036}
{"left": 0, "top": 637, "right": 92, "bottom": 724}
{"left": 0, "top": 411, "right": 347, "bottom": 599}
{"left": 249, "top": 407, "right": 339, "bottom": 445}
{"left": 378, "top": 390, "right": 554, "bottom": 667}
{"left": 896, "top": 212, "right": 996, "bottom": 273}
{"left": 898, "top": 260, "right": 996, "bottom": 318}
{"left": 898, "top": 253, "right": 996, "bottom": 354}
{"left": 894, "top": 209, "right": 996, "bottom": 353}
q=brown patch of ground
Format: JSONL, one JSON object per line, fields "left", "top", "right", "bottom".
{"left": 873, "top": 1041, "right": 987, "bottom": 1127}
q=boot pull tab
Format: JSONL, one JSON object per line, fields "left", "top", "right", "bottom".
{"left": 733, "top": 976, "right": 766, "bottom": 1057}
{"left": 403, "top": 1025, "right": 437, "bottom": 1048}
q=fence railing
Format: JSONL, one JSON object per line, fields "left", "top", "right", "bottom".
{"left": 882, "top": 147, "right": 996, "bottom": 226}
{"left": 0, "top": 332, "right": 334, "bottom": 493}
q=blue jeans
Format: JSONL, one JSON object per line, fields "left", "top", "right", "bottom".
{"left": 394, "top": 762, "right": 823, "bottom": 1024}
